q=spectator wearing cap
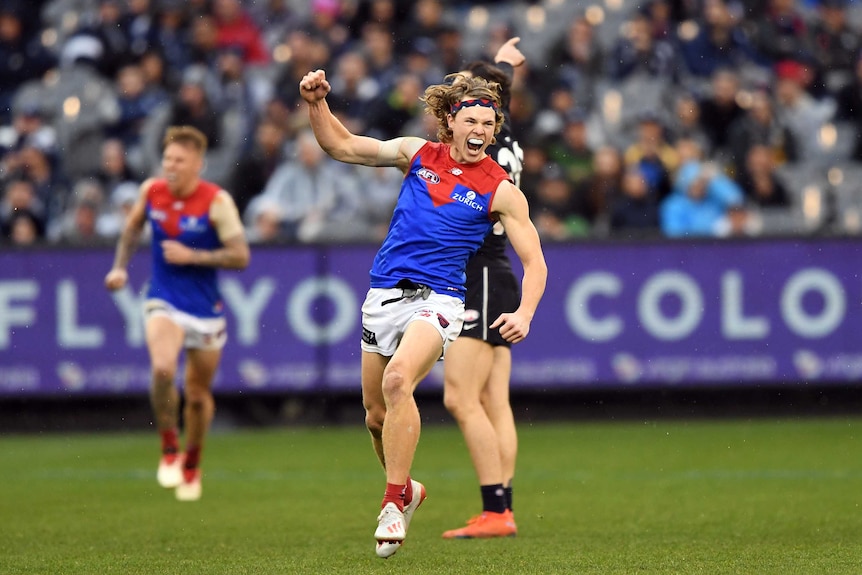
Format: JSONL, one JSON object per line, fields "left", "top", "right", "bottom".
{"left": 660, "top": 160, "right": 745, "bottom": 237}
{"left": 0, "top": 4, "right": 56, "bottom": 123}
{"left": 773, "top": 59, "right": 836, "bottom": 162}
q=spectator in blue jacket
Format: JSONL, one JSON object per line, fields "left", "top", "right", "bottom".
{"left": 678, "top": 0, "right": 767, "bottom": 78}
{"left": 660, "top": 160, "right": 744, "bottom": 237}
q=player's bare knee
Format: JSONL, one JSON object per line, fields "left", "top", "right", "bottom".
{"left": 150, "top": 362, "right": 176, "bottom": 386}
{"left": 365, "top": 409, "right": 384, "bottom": 438}
{"left": 183, "top": 387, "right": 211, "bottom": 410}
{"left": 381, "top": 369, "right": 410, "bottom": 405}
{"left": 442, "top": 387, "right": 460, "bottom": 416}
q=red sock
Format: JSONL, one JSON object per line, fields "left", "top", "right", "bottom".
{"left": 404, "top": 476, "right": 414, "bottom": 504}
{"left": 183, "top": 445, "right": 201, "bottom": 482}
{"left": 160, "top": 428, "right": 179, "bottom": 455}
{"left": 184, "top": 445, "right": 201, "bottom": 470}
{"left": 382, "top": 482, "right": 406, "bottom": 512}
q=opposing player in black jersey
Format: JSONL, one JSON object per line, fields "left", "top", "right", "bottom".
{"left": 442, "top": 38, "right": 527, "bottom": 539}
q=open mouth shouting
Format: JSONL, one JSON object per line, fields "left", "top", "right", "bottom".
{"left": 467, "top": 138, "right": 484, "bottom": 152}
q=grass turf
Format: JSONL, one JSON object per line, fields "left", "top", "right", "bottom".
{"left": 1, "top": 417, "right": 860, "bottom": 574}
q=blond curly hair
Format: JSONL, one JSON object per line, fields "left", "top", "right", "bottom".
{"left": 421, "top": 73, "right": 504, "bottom": 144}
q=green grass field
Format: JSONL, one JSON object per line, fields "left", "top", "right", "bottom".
{"left": 2, "top": 416, "right": 861, "bottom": 574}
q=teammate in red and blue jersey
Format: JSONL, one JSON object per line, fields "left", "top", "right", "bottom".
{"left": 104, "top": 126, "right": 250, "bottom": 502}
{"left": 300, "top": 68, "right": 547, "bottom": 558}
{"left": 442, "top": 37, "right": 527, "bottom": 540}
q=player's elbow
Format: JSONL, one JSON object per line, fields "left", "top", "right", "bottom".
{"left": 236, "top": 246, "right": 251, "bottom": 270}
{"left": 228, "top": 244, "right": 251, "bottom": 270}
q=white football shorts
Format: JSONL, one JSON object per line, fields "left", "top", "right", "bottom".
{"left": 360, "top": 287, "right": 465, "bottom": 357}
{"left": 144, "top": 299, "right": 227, "bottom": 351}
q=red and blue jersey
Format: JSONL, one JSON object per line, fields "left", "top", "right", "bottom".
{"left": 370, "top": 141, "right": 510, "bottom": 300}
{"left": 146, "top": 178, "right": 224, "bottom": 318}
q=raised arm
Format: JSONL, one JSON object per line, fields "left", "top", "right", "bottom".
{"left": 489, "top": 180, "right": 548, "bottom": 343}
{"left": 494, "top": 36, "right": 525, "bottom": 68}
{"left": 299, "top": 69, "right": 423, "bottom": 171}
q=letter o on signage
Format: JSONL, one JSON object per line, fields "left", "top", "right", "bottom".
{"left": 639, "top": 271, "right": 703, "bottom": 341}
{"left": 287, "top": 277, "right": 357, "bottom": 345}
{"left": 781, "top": 269, "right": 845, "bottom": 338}
{"left": 565, "top": 272, "right": 622, "bottom": 341}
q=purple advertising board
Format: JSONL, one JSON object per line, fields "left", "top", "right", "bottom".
{"left": 1, "top": 238, "right": 862, "bottom": 397}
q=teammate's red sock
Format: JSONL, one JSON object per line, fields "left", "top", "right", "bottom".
{"left": 183, "top": 445, "right": 201, "bottom": 481}
{"left": 382, "top": 482, "right": 406, "bottom": 512}
{"left": 160, "top": 428, "right": 179, "bottom": 456}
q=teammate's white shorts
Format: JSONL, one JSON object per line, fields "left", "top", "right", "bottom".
{"left": 360, "top": 287, "right": 464, "bottom": 357}
{"left": 144, "top": 299, "right": 227, "bottom": 351}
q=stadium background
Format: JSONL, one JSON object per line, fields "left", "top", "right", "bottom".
{"left": 3, "top": 0, "right": 862, "bottom": 431}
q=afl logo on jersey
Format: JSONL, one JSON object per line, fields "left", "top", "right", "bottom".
{"left": 417, "top": 167, "right": 440, "bottom": 184}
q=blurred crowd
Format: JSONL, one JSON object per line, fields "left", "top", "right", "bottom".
{"left": 2, "top": 0, "right": 862, "bottom": 247}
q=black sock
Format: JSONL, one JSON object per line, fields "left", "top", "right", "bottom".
{"left": 504, "top": 484, "right": 513, "bottom": 512}
{"left": 480, "top": 484, "right": 507, "bottom": 514}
